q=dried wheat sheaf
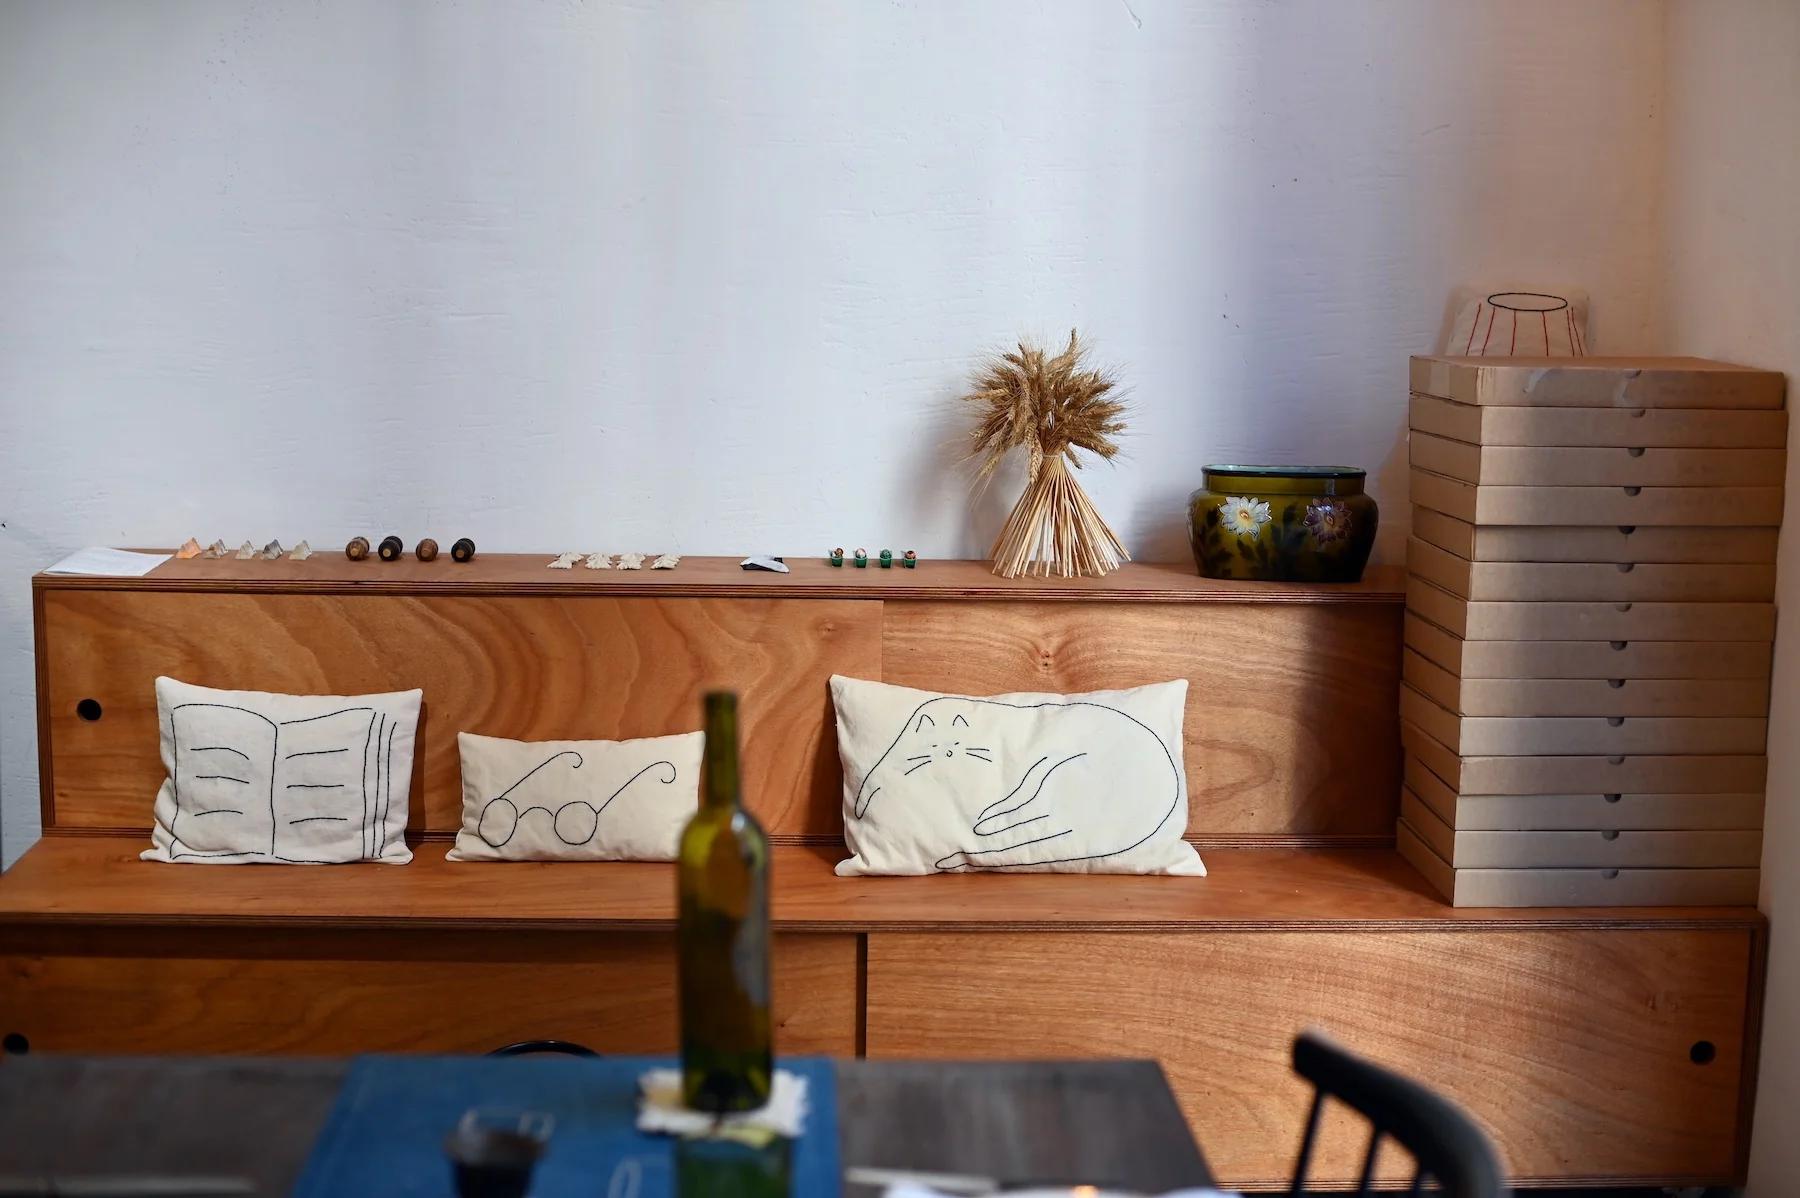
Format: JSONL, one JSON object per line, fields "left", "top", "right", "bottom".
{"left": 962, "top": 329, "right": 1130, "bottom": 578}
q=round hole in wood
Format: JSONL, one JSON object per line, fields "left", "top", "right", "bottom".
{"left": 1602, "top": 868, "right": 1620, "bottom": 879}
{"left": 1611, "top": 640, "right": 1629, "bottom": 650}
{"left": 1619, "top": 525, "right": 1637, "bottom": 534}
{"left": 1605, "top": 793, "right": 1623, "bottom": 803}
{"left": 1, "top": 1033, "right": 27, "bottom": 1055}
{"left": 1628, "top": 447, "right": 1646, "bottom": 457}
{"left": 1617, "top": 562, "right": 1636, "bottom": 573}
{"left": 1607, "top": 716, "right": 1626, "bottom": 727}
{"left": 1691, "top": 1040, "right": 1717, "bottom": 1065}
{"left": 1614, "top": 603, "right": 1634, "bottom": 613}
{"left": 1624, "top": 486, "right": 1642, "bottom": 496}
{"left": 1608, "top": 755, "right": 1626, "bottom": 765}
{"left": 1602, "top": 829, "right": 1620, "bottom": 840}
{"left": 76, "top": 699, "right": 102, "bottom": 722}
{"left": 1608, "top": 678, "right": 1626, "bottom": 688}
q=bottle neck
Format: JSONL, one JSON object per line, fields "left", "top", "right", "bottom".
{"left": 701, "top": 692, "right": 741, "bottom": 811}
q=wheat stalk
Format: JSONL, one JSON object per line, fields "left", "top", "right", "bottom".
{"left": 961, "top": 330, "right": 1130, "bottom": 578}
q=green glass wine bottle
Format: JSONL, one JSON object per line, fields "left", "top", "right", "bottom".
{"left": 677, "top": 691, "right": 773, "bottom": 1112}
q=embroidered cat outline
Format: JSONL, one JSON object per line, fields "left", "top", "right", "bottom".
{"left": 853, "top": 697, "right": 1182, "bottom": 871}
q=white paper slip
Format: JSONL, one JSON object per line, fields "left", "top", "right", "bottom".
{"left": 44, "top": 547, "right": 171, "bottom": 577}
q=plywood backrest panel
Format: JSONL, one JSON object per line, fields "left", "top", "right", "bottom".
{"left": 39, "top": 591, "right": 879, "bottom": 838}
{"left": 36, "top": 562, "right": 1402, "bottom": 844}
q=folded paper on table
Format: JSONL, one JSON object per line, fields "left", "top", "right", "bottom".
{"left": 44, "top": 547, "right": 170, "bottom": 576}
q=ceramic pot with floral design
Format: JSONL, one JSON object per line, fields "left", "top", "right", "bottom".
{"left": 1187, "top": 465, "right": 1378, "bottom": 582}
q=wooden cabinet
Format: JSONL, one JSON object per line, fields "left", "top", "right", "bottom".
{"left": 865, "top": 928, "right": 1756, "bottom": 1190}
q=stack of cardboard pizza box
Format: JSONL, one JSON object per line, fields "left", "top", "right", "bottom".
{"left": 1399, "top": 355, "right": 1786, "bottom": 905}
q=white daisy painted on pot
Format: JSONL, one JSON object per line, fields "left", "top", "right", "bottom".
{"left": 1219, "top": 496, "right": 1272, "bottom": 538}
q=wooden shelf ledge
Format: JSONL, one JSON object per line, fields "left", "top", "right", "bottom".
{"left": 35, "top": 557, "right": 1406, "bottom": 604}
{"left": 0, "top": 838, "right": 1760, "bottom": 934}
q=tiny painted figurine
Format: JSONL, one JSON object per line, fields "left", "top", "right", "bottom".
{"left": 451, "top": 538, "right": 477, "bottom": 563}
{"left": 853, "top": 549, "right": 868, "bottom": 568}
{"left": 828, "top": 548, "right": 845, "bottom": 567}
{"left": 878, "top": 549, "right": 893, "bottom": 568}
{"left": 901, "top": 550, "right": 918, "bottom": 569}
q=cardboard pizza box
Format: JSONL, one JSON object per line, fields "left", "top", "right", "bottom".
{"left": 1411, "top": 467, "right": 1784, "bottom": 527}
{"left": 1404, "top": 649, "right": 1771, "bottom": 717}
{"left": 1401, "top": 684, "right": 1768, "bottom": 756}
{"left": 1397, "top": 820, "right": 1759, "bottom": 907}
{"left": 1411, "top": 506, "right": 1779, "bottom": 564}
{"left": 1409, "top": 430, "right": 1786, "bottom": 487}
{"left": 1408, "top": 393, "right": 1789, "bottom": 448}
{"left": 1407, "top": 536, "right": 1775, "bottom": 602}
{"left": 1401, "top": 720, "right": 1767, "bottom": 796}
{"left": 1409, "top": 355, "right": 1785, "bottom": 409}
{"left": 1405, "top": 753, "right": 1765, "bottom": 831}
{"left": 1401, "top": 790, "right": 1762, "bottom": 868}
{"left": 1404, "top": 613, "right": 1774, "bottom": 680}
{"left": 1407, "top": 576, "right": 1777, "bottom": 641}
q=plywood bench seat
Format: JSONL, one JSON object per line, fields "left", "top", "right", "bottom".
{"left": 0, "top": 837, "right": 1764, "bottom": 934}
{"left": 6, "top": 556, "right": 1768, "bottom": 1190}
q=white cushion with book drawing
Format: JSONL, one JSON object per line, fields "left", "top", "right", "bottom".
{"left": 830, "top": 674, "right": 1204, "bottom": 876}
{"left": 142, "top": 677, "right": 421, "bottom": 865}
{"left": 447, "top": 730, "right": 704, "bottom": 862}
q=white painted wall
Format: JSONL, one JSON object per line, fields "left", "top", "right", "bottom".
{"left": 0, "top": 0, "right": 1669, "bottom": 863}
{"left": 1662, "top": 3, "right": 1800, "bottom": 1191}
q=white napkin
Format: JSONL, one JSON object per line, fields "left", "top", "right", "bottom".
{"left": 637, "top": 1069, "right": 809, "bottom": 1138}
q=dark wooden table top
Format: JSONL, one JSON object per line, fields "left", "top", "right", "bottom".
{"left": 0, "top": 1056, "right": 1213, "bottom": 1195}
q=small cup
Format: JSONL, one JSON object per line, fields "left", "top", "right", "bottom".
{"left": 444, "top": 1107, "right": 553, "bottom": 1198}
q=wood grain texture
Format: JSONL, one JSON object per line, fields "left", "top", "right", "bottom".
{"left": 865, "top": 929, "right": 1753, "bottom": 1189}
{"left": 0, "top": 839, "right": 1763, "bottom": 933}
{"left": 881, "top": 600, "right": 1402, "bottom": 839}
{"left": 39, "top": 590, "right": 879, "bottom": 836}
{"left": 37, "top": 556, "right": 1407, "bottom": 604}
{"left": 0, "top": 925, "right": 857, "bottom": 1056}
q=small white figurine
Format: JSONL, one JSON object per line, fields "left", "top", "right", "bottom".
{"left": 584, "top": 553, "right": 614, "bottom": 569}
{"left": 175, "top": 537, "right": 203, "bottom": 560}
{"left": 618, "top": 552, "right": 646, "bottom": 570}
{"left": 260, "top": 539, "right": 285, "bottom": 560}
{"left": 234, "top": 540, "right": 257, "bottom": 560}
{"left": 548, "top": 551, "right": 583, "bottom": 570}
{"left": 202, "top": 539, "right": 230, "bottom": 559}
{"left": 289, "top": 541, "right": 313, "bottom": 561}
{"left": 651, "top": 554, "right": 680, "bottom": 570}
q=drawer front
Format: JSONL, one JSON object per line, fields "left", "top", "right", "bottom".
{"left": 1398, "top": 825, "right": 1761, "bottom": 907}
{"left": 1408, "top": 393, "right": 1790, "bottom": 448}
{"left": 1403, "top": 721, "right": 1767, "bottom": 795}
{"left": 1405, "top": 651, "right": 1771, "bottom": 717}
{"left": 1410, "top": 432, "right": 1787, "bottom": 487}
{"left": 1406, "top": 614, "right": 1774, "bottom": 680}
{"left": 1408, "top": 578, "right": 1776, "bottom": 642}
{"left": 1408, "top": 538, "right": 1776, "bottom": 603}
{"left": 1412, "top": 469, "right": 1784, "bottom": 527}
{"left": 866, "top": 929, "right": 1753, "bottom": 1188}
{"left": 1406, "top": 754, "right": 1765, "bottom": 831}
{"left": 1403, "top": 686, "right": 1768, "bottom": 756}
{"left": 1402, "top": 791, "right": 1762, "bottom": 867}
{"left": 0, "top": 927, "right": 858, "bottom": 1056}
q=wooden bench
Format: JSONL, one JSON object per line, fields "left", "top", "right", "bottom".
{"left": 0, "top": 556, "right": 1766, "bottom": 1191}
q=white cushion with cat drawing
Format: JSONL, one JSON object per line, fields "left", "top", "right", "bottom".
{"left": 447, "top": 730, "right": 703, "bottom": 862}
{"left": 143, "top": 677, "right": 421, "bottom": 865}
{"left": 830, "top": 675, "right": 1203, "bottom": 876}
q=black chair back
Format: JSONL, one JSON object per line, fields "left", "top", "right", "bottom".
{"left": 1287, "top": 1031, "right": 1502, "bottom": 1198}
{"left": 486, "top": 1039, "right": 599, "bottom": 1058}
